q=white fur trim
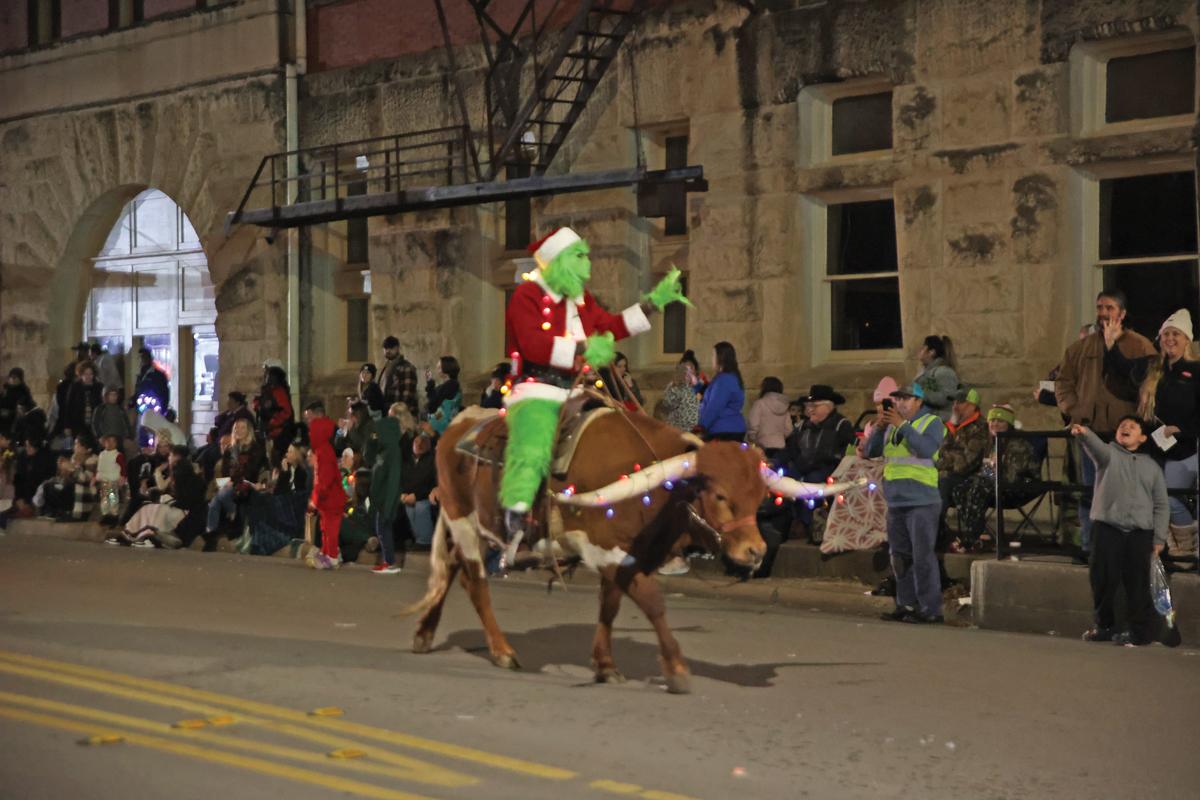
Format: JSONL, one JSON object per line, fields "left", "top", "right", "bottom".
{"left": 505, "top": 381, "right": 570, "bottom": 405}
{"left": 621, "top": 304, "right": 652, "bottom": 336}
{"left": 549, "top": 336, "right": 577, "bottom": 370}
{"left": 534, "top": 227, "right": 582, "bottom": 268}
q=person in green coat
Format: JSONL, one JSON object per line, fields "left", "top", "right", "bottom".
{"left": 369, "top": 416, "right": 404, "bottom": 574}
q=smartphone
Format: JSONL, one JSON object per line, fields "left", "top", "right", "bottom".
{"left": 881, "top": 398, "right": 894, "bottom": 411}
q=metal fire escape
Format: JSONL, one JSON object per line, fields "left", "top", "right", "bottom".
{"left": 225, "top": 0, "right": 706, "bottom": 232}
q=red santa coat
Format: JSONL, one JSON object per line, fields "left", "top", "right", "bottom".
{"left": 505, "top": 273, "right": 651, "bottom": 404}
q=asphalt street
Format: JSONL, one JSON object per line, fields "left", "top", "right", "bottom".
{"left": 0, "top": 532, "right": 1197, "bottom": 800}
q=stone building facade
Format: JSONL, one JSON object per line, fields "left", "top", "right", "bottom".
{"left": 2, "top": 0, "right": 1198, "bottom": 428}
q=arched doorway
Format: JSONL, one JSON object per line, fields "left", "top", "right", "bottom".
{"left": 84, "top": 189, "right": 218, "bottom": 443}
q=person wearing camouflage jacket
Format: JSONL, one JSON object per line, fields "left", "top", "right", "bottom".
{"left": 936, "top": 388, "right": 989, "bottom": 546}
{"left": 952, "top": 404, "right": 1042, "bottom": 547}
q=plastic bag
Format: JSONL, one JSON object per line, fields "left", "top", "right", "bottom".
{"left": 1150, "top": 555, "right": 1176, "bottom": 629}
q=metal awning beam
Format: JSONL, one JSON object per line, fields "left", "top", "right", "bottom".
{"left": 226, "top": 165, "right": 707, "bottom": 231}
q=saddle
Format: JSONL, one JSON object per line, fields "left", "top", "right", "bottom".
{"left": 454, "top": 396, "right": 614, "bottom": 479}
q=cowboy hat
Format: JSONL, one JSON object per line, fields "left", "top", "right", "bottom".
{"left": 801, "top": 384, "right": 846, "bottom": 405}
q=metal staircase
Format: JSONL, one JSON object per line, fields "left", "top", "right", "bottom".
{"left": 226, "top": 0, "right": 706, "bottom": 232}
{"left": 487, "top": 0, "right": 641, "bottom": 179}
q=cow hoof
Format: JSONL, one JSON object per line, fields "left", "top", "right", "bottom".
{"left": 595, "top": 668, "right": 626, "bottom": 684}
{"left": 412, "top": 633, "right": 434, "bottom": 654}
{"left": 494, "top": 652, "right": 522, "bottom": 670}
{"left": 664, "top": 671, "right": 692, "bottom": 695}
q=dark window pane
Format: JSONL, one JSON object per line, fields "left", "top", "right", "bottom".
{"left": 662, "top": 275, "right": 687, "bottom": 354}
{"left": 828, "top": 199, "right": 898, "bottom": 275}
{"left": 1103, "top": 261, "right": 1199, "bottom": 344}
{"left": 832, "top": 91, "right": 893, "bottom": 155}
{"left": 346, "top": 180, "right": 368, "bottom": 264}
{"left": 346, "top": 298, "right": 369, "bottom": 363}
{"left": 505, "top": 163, "right": 531, "bottom": 251}
{"left": 664, "top": 135, "right": 689, "bottom": 235}
{"left": 1106, "top": 47, "right": 1195, "bottom": 123}
{"left": 831, "top": 277, "right": 902, "bottom": 350}
{"left": 1099, "top": 172, "right": 1197, "bottom": 260}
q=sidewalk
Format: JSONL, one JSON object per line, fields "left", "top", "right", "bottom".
{"left": 6, "top": 518, "right": 1196, "bottom": 643}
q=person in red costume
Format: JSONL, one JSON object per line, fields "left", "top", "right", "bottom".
{"left": 306, "top": 416, "right": 345, "bottom": 570}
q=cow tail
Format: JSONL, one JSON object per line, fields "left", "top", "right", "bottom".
{"left": 398, "top": 509, "right": 452, "bottom": 617}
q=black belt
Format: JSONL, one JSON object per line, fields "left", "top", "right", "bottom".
{"left": 520, "top": 362, "right": 574, "bottom": 390}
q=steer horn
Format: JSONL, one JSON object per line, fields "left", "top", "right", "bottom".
{"left": 760, "top": 466, "right": 869, "bottom": 500}
{"left": 554, "top": 452, "right": 699, "bottom": 508}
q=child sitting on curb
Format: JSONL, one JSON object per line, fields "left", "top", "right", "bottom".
{"left": 1072, "top": 416, "right": 1172, "bottom": 646}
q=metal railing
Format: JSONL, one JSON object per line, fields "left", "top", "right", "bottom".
{"left": 993, "top": 428, "right": 1199, "bottom": 564}
{"left": 227, "top": 126, "right": 483, "bottom": 231}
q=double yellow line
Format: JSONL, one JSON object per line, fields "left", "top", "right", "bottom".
{"left": 0, "top": 649, "right": 702, "bottom": 800}
{"left": 0, "top": 648, "right": 572, "bottom": 798}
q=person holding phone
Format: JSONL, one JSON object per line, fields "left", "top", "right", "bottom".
{"left": 865, "top": 381, "right": 947, "bottom": 624}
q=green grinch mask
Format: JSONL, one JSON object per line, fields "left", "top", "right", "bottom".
{"left": 541, "top": 240, "right": 591, "bottom": 299}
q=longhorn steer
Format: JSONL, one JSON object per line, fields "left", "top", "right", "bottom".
{"left": 405, "top": 406, "right": 853, "bottom": 694}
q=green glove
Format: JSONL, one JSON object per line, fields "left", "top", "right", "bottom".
{"left": 583, "top": 331, "right": 616, "bottom": 370}
{"left": 644, "top": 266, "right": 694, "bottom": 311}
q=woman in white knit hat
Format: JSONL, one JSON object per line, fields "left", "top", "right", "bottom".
{"left": 1105, "top": 308, "right": 1200, "bottom": 561}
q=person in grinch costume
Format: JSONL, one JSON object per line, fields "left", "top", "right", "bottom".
{"left": 501, "top": 226, "right": 690, "bottom": 542}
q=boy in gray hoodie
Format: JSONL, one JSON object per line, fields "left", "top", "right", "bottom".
{"left": 1072, "top": 415, "right": 1168, "bottom": 646}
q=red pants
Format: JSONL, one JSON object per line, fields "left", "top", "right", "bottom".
{"left": 318, "top": 508, "right": 343, "bottom": 558}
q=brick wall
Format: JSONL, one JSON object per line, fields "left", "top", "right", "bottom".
{"left": 61, "top": 0, "right": 110, "bottom": 39}
{"left": 0, "top": 1, "right": 28, "bottom": 52}
{"left": 144, "top": 0, "right": 200, "bottom": 20}
{"left": 306, "top": 0, "right": 623, "bottom": 72}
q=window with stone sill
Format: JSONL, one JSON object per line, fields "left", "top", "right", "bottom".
{"left": 109, "top": 0, "right": 144, "bottom": 30}
{"left": 1106, "top": 46, "right": 1194, "bottom": 124}
{"left": 1097, "top": 170, "right": 1199, "bottom": 342}
{"left": 831, "top": 92, "right": 893, "bottom": 156}
{"left": 799, "top": 81, "right": 893, "bottom": 166}
{"left": 1071, "top": 33, "right": 1196, "bottom": 135}
{"left": 28, "top": 0, "right": 61, "bottom": 46}
{"left": 345, "top": 296, "right": 369, "bottom": 364}
{"left": 826, "top": 199, "right": 902, "bottom": 351}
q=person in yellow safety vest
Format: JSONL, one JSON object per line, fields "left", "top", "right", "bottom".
{"left": 864, "top": 381, "right": 947, "bottom": 624}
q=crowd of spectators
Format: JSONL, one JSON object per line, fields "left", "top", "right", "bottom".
{"left": 0, "top": 292, "right": 1194, "bottom": 643}
{"left": 0, "top": 336, "right": 464, "bottom": 576}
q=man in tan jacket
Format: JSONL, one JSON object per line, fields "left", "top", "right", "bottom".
{"left": 1056, "top": 290, "right": 1157, "bottom": 560}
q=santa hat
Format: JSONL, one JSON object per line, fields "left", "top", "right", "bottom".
{"left": 529, "top": 227, "right": 582, "bottom": 269}
{"left": 1159, "top": 308, "right": 1194, "bottom": 341}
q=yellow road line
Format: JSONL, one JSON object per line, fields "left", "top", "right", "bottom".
{"left": 0, "top": 649, "right": 574, "bottom": 780}
{"left": 0, "top": 704, "right": 434, "bottom": 800}
{"left": 0, "top": 690, "right": 466, "bottom": 787}
{"left": 590, "top": 779, "right": 701, "bottom": 800}
{"left": 0, "top": 660, "right": 472, "bottom": 788}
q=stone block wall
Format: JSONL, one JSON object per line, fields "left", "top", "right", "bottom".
{"left": 3, "top": 0, "right": 1199, "bottom": 427}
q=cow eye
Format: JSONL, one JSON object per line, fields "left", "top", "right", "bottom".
{"left": 715, "top": 493, "right": 728, "bottom": 504}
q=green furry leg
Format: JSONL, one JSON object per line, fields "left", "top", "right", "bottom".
{"left": 499, "top": 398, "right": 563, "bottom": 510}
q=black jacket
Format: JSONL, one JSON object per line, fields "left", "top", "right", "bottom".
{"left": 401, "top": 452, "right": 438, "bottom": 501}
{"left": 1106, "top": 349, "right": 1200, "bottom": 459}
{"left": 12, "top": 406, "right": 47, "bottom": 447}
{"left": 784, "top": 411, "right": 856, "bottom": 477}
{"left": 63, "top": 381, "right": 103, "bottom": 437}
{"left": 134, "top": 365, "right": 171, "bottom": 409}
{"left": 425, "top": 379, "right": 460, "bottom": 416}
{"left": 14, "top": 446, "right": 55, "bottom": 504}
{"left": 169, "top": 461, "right": 207, "bottom": 512}
{"left": 0, "top": 383, "right": 33, "bottom": 436}
{"left": 360, "top": 381, "right": 387, "bottom": 418}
